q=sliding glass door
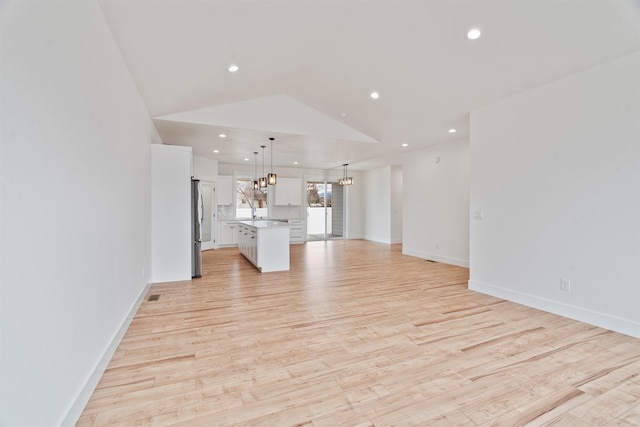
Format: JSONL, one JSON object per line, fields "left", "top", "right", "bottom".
{"left": 306, "top": 181, "right": 344, "bottom": 241}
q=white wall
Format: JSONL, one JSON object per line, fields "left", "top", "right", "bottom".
{"left": 1, "top": 2, "right": 158, "bottom": 425}
{"left": 363, "top": 167, "right": 392, "bottom": 243}
{"left": 359, "top": 165, "right": 403, "bottom": 244}
{"left": 218, "top": 162, "right": 329, "bottom": 179}
{"left": 469, "top": 51, "right": 640, "bottom": 338}
{"left": 402, "top": 139, "right": 470, "bottom": 267}
{"left": 193, "top": 155, "right": 218, "bottom": 182}
{"left": 151, "top": 145, "right": 192, "bottom": 283}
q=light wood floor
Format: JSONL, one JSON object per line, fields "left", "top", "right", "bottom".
{"left": 78, "top": 240, "right": 640, "bottom": 426}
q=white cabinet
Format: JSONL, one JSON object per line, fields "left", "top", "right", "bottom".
{"left": 274, "top": 178, "right": 301, "bottom": 206}
{"left": 238, "top": 224, "right": 247, "bottom": 255}
{"left": 217, "top": 175, "right": 233, "bottom": 205}
{"left": 219, "top": 221, "right": 238, "bottom": 246}
{"left": 238, "top": 223, "right": 258, "bottom": 267}
{"left": 288, "top": 219, "right": 305, "bottom": 243}
{"left": 238, "top": 223, "right": 257, "bottom": 264}
{"left": 238, "top": 221, "right": 290, "bottom": 272}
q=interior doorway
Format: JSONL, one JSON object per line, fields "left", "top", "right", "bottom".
{"left": 306, "top": 181, "right": 344, "bottom": 241}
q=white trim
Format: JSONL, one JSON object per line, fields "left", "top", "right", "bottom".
{"left": 402, "top": 248, "right": 469, "bottom": 268}
{"left": 60, "top": 282, "right": 152, "bottom": 427}
{"left": 343, "top": 185, "right": 349, "bottom": 240}
{"left": 365, "top": 236, "right": 392, "bottom": 244}
{"left": 468, "top": 280, "right": 640, "bottom": 339}
{"left": 364, "top": 237, "right": 404, "bottom": 245}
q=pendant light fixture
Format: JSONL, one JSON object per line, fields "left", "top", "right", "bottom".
{"left": 339, "top": 163, "right": 353, "bottom": 186}
{"left": 259, "top": 145, "right": 267, "bottom": 188}
{"left": 252, "top": 151, "right": 259, "bottom": 190}
{"left": 267, "top": 137, "right": 277, "bottom": 185}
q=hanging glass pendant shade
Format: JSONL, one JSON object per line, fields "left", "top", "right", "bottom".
{"left": 339, "top": 176, "right": 353, "bottom": 186}
{"left": 267, "top": 137, "right": 277, "bottom": 185}
{"left": 252, "top": 151, "right": 259, "bottom": 190}
{"left": 259, "top": 145, "right": 268, "bottom": 188}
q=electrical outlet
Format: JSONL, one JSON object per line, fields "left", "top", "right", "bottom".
{"left": 560, "top": 279, "right": 571, "bottom": 292}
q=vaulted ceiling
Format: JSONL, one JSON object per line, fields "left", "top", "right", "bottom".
{"left": 99, "top": 0, "right": 640, "bottom": 171}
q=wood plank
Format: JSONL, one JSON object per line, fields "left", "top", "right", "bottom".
{"left": 78, "top": 240, "right": 640, "bottom": 426}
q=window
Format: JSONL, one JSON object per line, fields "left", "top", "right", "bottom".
{"left": 235, "top": 178, "right": 268, "bottom": 219}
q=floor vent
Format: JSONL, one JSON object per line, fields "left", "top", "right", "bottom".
{"left": 148, "top": 294, "right": 160, "bottom": 302}
{"left": 426, "top": 260, "right": 437, "bottom": 263}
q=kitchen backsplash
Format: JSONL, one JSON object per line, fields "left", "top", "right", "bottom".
{"left": 217, "top": 205, "right": 235, "bottom": 220}
{"left": 217, "top": 203, "right": 303, "bottom": 220}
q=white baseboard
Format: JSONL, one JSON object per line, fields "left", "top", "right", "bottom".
{"left": 60, "top": 281, "right": 152, "bottom": 427}
{"left": 363, "top": 236, "right": 390, "bottom": 244}
{"left": 469, "top": 279, "right": 640, "bottom": 339}
{"left": 402, "top": 247, "right": 469, "bottom": 268}
{"left": 363, "top": 237, "right": 403, "bottom": 245}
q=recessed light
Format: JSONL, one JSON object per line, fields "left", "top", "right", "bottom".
{"left": 228, "top": 64, "right": 239, "bottom": 73}
{"left": 244, "top": 158, "right": 249, "bottom": 161}
{"left": 218, "top": 133, "right": 226, "bottom": 138}
{"left": 401, "top": 143, "right": 408, "bottom": 147}
{"left": 449, "top": 128, "right": 457, "bottom": 133}
{"left": 293, "top": 161, "right": 299, "bottom": 165}
{"left": 340, "top": 112, "right": 347, "bottom": 117}
{"left": 467, "top": 28, "right": 481, "bottom": 40}
{"left": 370, "top": 91, "right": 380, "bottom": 100}
{"left": 213, "top": 150, "right": 220, "bottom": 153}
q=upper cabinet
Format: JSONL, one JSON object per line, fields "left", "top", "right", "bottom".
{"left": 274, "top": 178, "right": 302, "bottom": 206}
{"left": 217, "top": 175, "right": 233, "bottom": 205}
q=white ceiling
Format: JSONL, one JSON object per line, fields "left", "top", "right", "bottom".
{"left": 99, "top": 0, "right": 640, "bottom": 172}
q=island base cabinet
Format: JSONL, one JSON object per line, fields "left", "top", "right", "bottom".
{"left": 256, "top": 228, "right": 290, "bottom": 272}
{"left": 238, "top": 224, "right": 257, "bottom": 265}
{"left": 238, "top": 221, "right": 290, "bottom": 272}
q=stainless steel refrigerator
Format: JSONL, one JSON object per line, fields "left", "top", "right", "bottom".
{"left": 191, "top": 179, "right": 203, "bottom": 278}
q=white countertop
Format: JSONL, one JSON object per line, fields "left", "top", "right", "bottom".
{"left": 238, "top": 220, "right": 291, "bottom": 228}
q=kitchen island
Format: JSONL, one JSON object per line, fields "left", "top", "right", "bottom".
{"left": 237, "top": 220, "right": 291, "bottom": 272}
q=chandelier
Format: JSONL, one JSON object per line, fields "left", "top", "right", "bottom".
{"left": 338, "top": 163, "right": 353, "bottom": 186}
